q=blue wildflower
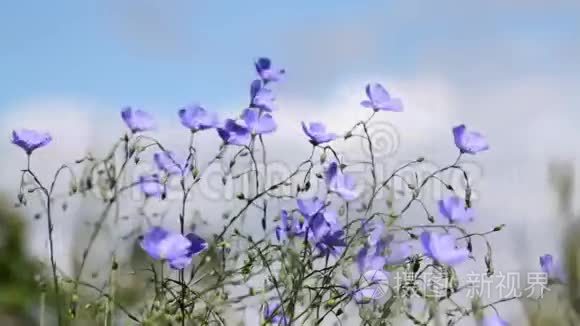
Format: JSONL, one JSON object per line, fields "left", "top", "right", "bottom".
{"left": 11, "top": 129, "right": 52, "bottom": 154}
{"left": 121, "top": 107, "right": 155, "bottom": 133}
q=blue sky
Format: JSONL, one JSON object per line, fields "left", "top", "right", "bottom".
{"left": 1, "top": 1, "right": 578, "bottom": 114}
{"left": 0, "top": 1, "right": 373, "bottom": 111}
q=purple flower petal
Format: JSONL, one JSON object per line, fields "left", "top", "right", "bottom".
{"left": 385, "top": 241, "right": 412, "bottom": 265}
{"left": 322, "top": 210, "right": 342, "bottom": 232}
{"left": 360, "top": 100, "right": 373, "bottom": 108}
{"left": 140, "top": 227, "right": 169, "bottom": 260}
{"left": 263, "top": 302, "right": 288, "bottom": 325}
{"left": 178, "top": 104, "right": 219, "bottom": 131}
{"left": 275, "top": 226, "right": 285, "bottom": 241}
{"left": 540, "top": 254, "right": 566, "bottom": 283}
{"left": 438, "top": 196, "right": 475, "bottom": 223}
{"left": 140, "top": 227, "right": 190, "bottom": 263}
{"left": 217, "top": 119, "right": 251, "bottom": 146}
{"left": 366, "top": 83, "right": 390, "bottom": 103}
{"left": 276, "top": 210, "right": 289, "bottom": 241}
{"left": 242, "top": 108, "right": 277, "bottom": 134}
{"left": 168, "top": 255, "right": 193, "bottom": 270}
{"left": 297, "top": 197, "right": 325, "bottom": 217}
{"left": 362, "top": 83, "right": 403, "bottom": 112}
{"left": 154, "top": 151, "right": 186, "bottom": 175}
{"left": 11, "top": 129, "right": 52, "bottom": 154}
{"left": 540, "top": 254, "right": 554, "bottom": 274}
{"left": 309, "top": 213, "right": 331, "bottom": 241}
{"left": 139, "top": 174, "right": 165, "bottom": 198}
{"left": 276, "top": 210, "right": 307, "bottom": 241}
{"left": 420, "top": 232, "right": 469, "bottom": 266}
{"left": 357, "top": 247, "right": 386, "bottom": 273}
{"left": 367, "top": 222, "right": 386, "bottom": 247}
{"left": 314, "top": 229, "right": 346, "bottom": 257}
{"left": 250, "top": 80, "right": 276, "bottom": 112}
{"left": 453, "top": 124, "right": 489, "bottom": 154}
{"left": 255, "top": 57, "right": 285, "bottom": 83}
{"left": 141, "top": 227, "right": 206, "bottom": 270}
{"left": 354, "top": 270, "right": 389, "bottom": 303}
{"left": 185, "top": 232, "right": 209, "bottom": 256}
{"left": 324, "top": 162, "right": 358, "bottom": 201}
{"left": 301, "top": 122, "right": 337, "bottom": 145}
{"left": 250, "top": 79, "right": 262, "bottom": 100}
{"left": 121, "top": 107, "right": 155, "bottom": 133}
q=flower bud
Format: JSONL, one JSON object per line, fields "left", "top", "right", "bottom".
{"left": 492, "top": 224, "right": 505, "bottom": 232}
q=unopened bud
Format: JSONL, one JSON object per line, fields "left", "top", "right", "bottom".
{"left": 320, "top": 152, "right": 327, "bottom": 163}
{"left": 492, "top": 224, "right": 505, "bottom": 232}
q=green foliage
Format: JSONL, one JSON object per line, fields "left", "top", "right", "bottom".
{"left": 525, "top": 161, "right": 580, "bottom": 325}
{"left": 0, "top": 197, "right": 40, "bottom": 320}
